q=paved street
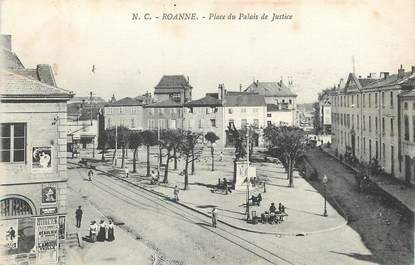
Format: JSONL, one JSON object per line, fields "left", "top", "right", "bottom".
{"left": 65, "top": 148, "right": 378, "bottom": 265}
{"left": 304, "top": 148, "right": 414, "bottom": 265}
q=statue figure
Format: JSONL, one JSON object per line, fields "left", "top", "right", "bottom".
{"left": 227, "top": 122, "right": 246, "bottom": 160}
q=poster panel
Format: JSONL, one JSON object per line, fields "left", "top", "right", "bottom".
{"left": 0, "top": 219, "right": 18, "bottom": 251}
{"left": 58, "top": 216, "right": 66, "bottom": 240}
{"left": 36, "top": 216, "right": 59, "bottom": 264}
{"left": 32, "top": 146, "right": 52, "bottom": 172}
{"left": 323, "top": 106, "right": 331, "bottom": 125}
{"left": 0, "top": 218, "right": 35, "bottom": 256}
{"left": 41, "top": 184, "right": 57, "bottom": 205}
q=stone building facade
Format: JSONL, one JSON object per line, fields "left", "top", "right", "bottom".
{"left": 0, "top": 67, "right": 73, "bottom": 264}
{"left": 245, "top": 80, "right": 297, "bottom": 126}
{"left": 104, "top": 97, "right": 146, "bottom": 130}
{"left": 331, "top": 66, "right": 415, "bottom": 184}
{"left": 223, "top": 92, "right": 267, "bottom": 147}
{"left": 185, "top": 94, "right": 224, "bottom": 147}
{"left": 400, "top": 87, "right": 415, "bottom": 183}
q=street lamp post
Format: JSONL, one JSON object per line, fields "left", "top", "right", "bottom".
{"left": 322, "top": 175, "right": 328, "bottom": 217}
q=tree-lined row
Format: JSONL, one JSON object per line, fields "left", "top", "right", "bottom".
{"left": 98, "top": 127, "right": 220, "bottom": 190}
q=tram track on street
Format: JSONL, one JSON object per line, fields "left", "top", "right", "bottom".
{"left": 71, "top": 165, "right": 317, "bottom": 265}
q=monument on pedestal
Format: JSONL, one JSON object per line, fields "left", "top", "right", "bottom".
{"left": 228, "top": 123, "right": 256, "bottom": 191}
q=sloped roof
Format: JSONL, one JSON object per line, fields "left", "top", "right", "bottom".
{"left": 364, "top": 72, "right": 415, "bottom": 89}
{"left": 400, "top": 89, "right": 415, "bottom": 98}
{"left": 70, "top": 96, "right": 106, "bottom": 103}
{"left": 67, "top": 102, "right": 102, "bottom": 121}
{"left": 0, "top": 47, "right": 24, "bottom": 69}
{"left": 245, "top": 81, "right": 297, "bottom": 97}
{"left": 145, "top": 99, "right": 182, "bottom": 108}
{"left": 401, "top": 76, "right": 415, "bottom": 88}
{"left": 8, "top": 65, "right": 57, "bottom": 87}
{"left": 186, "top": 95, "right": 222, "bottom": 107}
{"left": 0, "top": 70, "right": 73, "bottom": 99}
{"left": 107, "top": 97, "right": 143, "bottom": 106}
{"left": 224, "top": 94, "right": 266, "bottom": 107}
{"left": 155, "top": 75, "right": 191, "bottom": 89}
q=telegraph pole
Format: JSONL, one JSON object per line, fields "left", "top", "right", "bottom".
{"left": 246, "top": 126, "right": 250, "bottom": 221}
{"left": 90, "top": 91, "right": 95, "bottom": 158}
{"left": 114, "top": 124, "right": 118, "bottom": 166}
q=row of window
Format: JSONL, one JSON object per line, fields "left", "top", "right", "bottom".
{"left": 334, "top": 112, "right": 415, "bottom": 142}
{"left": 147, "top": 108, "right": 182, "bottom": 116}
{"left": 228, "top": 108, "right": 259, "bottom": 114}
{"left": 333, "top": 113, "right": 397, "bottom": 136}
{"left": 106, "top": 106, "right": 141, "bottom": 114}
{"left": 228, "top": 119, "right": 259, "bottom": 127}
{"left": 273, "top": 98, "right": 293, "bottom": 104}
{"left": 107, "top": 118, "right": 138, "bottom": 129}
{"left": 188, "top": 119, "right": 217, "bottom": 129}
{"left": 188, "top": 107, "right": 218, "bottom": 114}
{"left": 333, "top": 91, "right": 395, "bottom": 109}
{"left": 147, "top": 119, "right": 177, "bottom": 130}
{"left": 338, "top": 131, "right": 395, "bottom": 172}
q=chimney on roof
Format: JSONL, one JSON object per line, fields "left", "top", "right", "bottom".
{"left": 368, "top": 72, "right": 377, "bottom": 79}
{"left": 218, "top": 84, "right": 225, "bottom": 100}
{"left": 0, "top": 34, "right": 12, "bottom": 50}
{"left": 398, "top": 65, "right": 405, "bottom": 79}
{"left": 412, "top": 66, "right": 415, "bottom": 74}
{"left": 381, "top": 72, "right": 389, "bottom": 79}
{"left": 239, "top": 84, "right": 242, "bottom": 92}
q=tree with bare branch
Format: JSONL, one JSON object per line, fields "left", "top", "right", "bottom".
{"left": 141, "top": 130, "right": 158, "bottom": 177}
{"left": 178, "top": 130, "right": 203, "bottom": 190}
{"left": 159, "top": 129, "right": 182, "bottom": 183}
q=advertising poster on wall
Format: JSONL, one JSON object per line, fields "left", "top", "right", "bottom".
{"left": 32, "top": 146, "right": 52, "bottom": 172}
{"left": 323, "top": 106, "right": 331, "bottom": 125}
{"left": 0, "top": 218, "right": 35, "bottom": 256}
{"left": 0, "top": 219, "right": 18, "bottom": 251}
{"left": 41, "top": 184, "right": 57, "bottom": 205}
{"left": 58, "top": 216, "right": 66, "bottom": 240}
{"left": 36, "top": 216, "right": 59, "bottom": 263}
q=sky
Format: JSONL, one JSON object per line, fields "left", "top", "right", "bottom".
{"left": 1, "top": 0, "right": 414, "bottom": 103}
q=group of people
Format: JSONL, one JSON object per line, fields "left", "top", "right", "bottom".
{"left": 89, "top": 219, "right": 115, "bottom": 242}
{"left": 269, "top": 202, "right": 285, "bottom": 213}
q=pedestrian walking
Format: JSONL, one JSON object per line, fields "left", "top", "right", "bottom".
{"left": 107, "top": 220, "right": 115, "bottom": 241}
{"left": 97, "top": 220, "right": 107, "bottom": 242}
{"left": 75, "top": 206, "right": 83, "bottom": 228}
{"left": 124, "top": 166, "right": 129, "bottom": 178}
{"left": 89, "top": 221, "right": 98, "bottom": 242}
{"left": 88, "top": 169, "right": 94, "bottom": 181}
{"left": 173, "top": 185, "right": 180, "bottom": 202}
{"left": 219, "top": 151, "right": 223, "bottom": 162}
{"left": 211, "top": 207, "right": 218, "bottom": 228}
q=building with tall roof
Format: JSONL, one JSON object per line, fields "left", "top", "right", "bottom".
{"left": 154, "top": 75, "right": 192, "bottom": 104}
{"left": 0, "top": 35, "right": 73, "bottom": 264}
{"left": 223, "top": 91, "right": 267, "bottom": 147}
{"left": 185, "top": 93, "right": 224, "bottom": 146}
{"left": 331, "top": 65, "right": 415, "bottom": 184}
{"left": 245, "top": 80, "right": 298, "bottom": 127}
{"left": 144, "top": 99, "right": 184, "bottom": 130}
{"left": 104, "top": 97, "right": 146, "bottom": 130}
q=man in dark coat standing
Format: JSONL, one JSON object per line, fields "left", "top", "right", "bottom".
{"left": 75, "top": 206, "right": 83, "bottom": 228}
